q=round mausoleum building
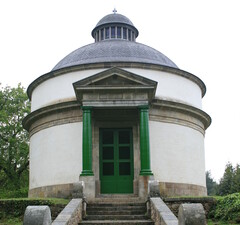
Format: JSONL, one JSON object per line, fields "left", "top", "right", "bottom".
{"left": 23, "top": 12, "right": 211, "bottom": 199}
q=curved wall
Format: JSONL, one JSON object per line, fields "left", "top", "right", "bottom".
{"left": 149, "top": 120, "right": 206, "bottom": 187}
{"left": 27, "top": 66, "right": 208, "bottom": 197}
{"left": 29, "top": 122, "right": 82, "bottom": 189}
{"left": 125, "top": 68, "right": 202, "bottom": 109}
{"left": 31, "top": 68, "right": 202, "bottom": 111}
{"left": 31, "top": 69, "right": 105, "bottom": 111}
{"left": 27, "top": 102, "right": 209, "bottom": 197}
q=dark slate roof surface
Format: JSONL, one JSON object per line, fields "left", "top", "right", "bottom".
{"left": 95, "top": 13, "right": 135, "bottom": 27}
{"left": 52, "top": 40, "right": 178, "bottom": 71}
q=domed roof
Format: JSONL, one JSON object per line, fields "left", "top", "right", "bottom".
{"left": 52, "top": 12, "right": 178, "bottom": 71}
{"left": 52, "top": 40, "right": 178, "bottom": 71}
{"left": 96, "top": 13, "right": 135, "bottom": 27}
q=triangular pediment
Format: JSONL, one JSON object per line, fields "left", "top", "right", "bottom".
{"left": 73, "top": 67, "right": 157, "bottom": 87}
{"left": 89, "top": 74, "right": 138, "bottom": 86}
{"left": 73, "top": 67, "right": 157, "bottom": 108}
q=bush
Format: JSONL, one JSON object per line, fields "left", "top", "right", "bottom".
{"left": 0, "top": 198, "right": 69, "bottom": 219}
{"left": 212, "top": 193, "right": 240, "bottom": 223}
{"left": 0, "top": 188, "right": 28, "bottom": 199}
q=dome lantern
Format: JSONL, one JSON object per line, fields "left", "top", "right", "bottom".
{"left": 91, "top": 11, "right": 139, "bottom": 42}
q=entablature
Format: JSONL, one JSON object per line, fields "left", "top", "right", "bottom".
{"left": 73, "top": 67, "right": 157, "bottom": 108}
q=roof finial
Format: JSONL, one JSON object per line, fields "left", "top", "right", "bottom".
{"left": 113, "top": 8, "right": 117, "bottom": 14}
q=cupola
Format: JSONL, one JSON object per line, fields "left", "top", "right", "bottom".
{"left": 91, "top": 10, "right": 139, "bottom": 42}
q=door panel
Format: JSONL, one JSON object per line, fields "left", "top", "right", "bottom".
{"left": 100, "top": 128, "right": 133, "bottom": 194}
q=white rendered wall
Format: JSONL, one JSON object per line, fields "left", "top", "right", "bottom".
{"left": 149, "top": 121, "right": 206, "bottom": 187}
{"left": 125, "top": 68, "right": 202, "bottom": 109}
{"left": 31, "top": 68, "right": 202, "bottom": 111}
{"left": 31, "top": 69, "right": 105, "bottom": 111}
{"left": 29, "top": 122, "right": 82, "bottom": 189}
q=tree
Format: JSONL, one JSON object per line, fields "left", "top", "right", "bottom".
{"left": 206, "top": 170, "right": 218, "bottom": 195}
{"left": 232, "top": 164, "right": 240, "bottom": 193}
{"left": 217, "top": 162, "right": 234, "bottom": 196}
{"left": 0, "top": 84, "right": 30, "bottom": 189}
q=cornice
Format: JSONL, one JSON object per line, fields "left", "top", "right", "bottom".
{"left": 27, "top": 62, "right": 206, "bottom": 100}
{"left": 151, "top": 99, "right": 211, "bottom": 134}
{"left": 23, "top": 99, "right": 211, "bottom": 137}
{"left": 22, "top": 101, "right": 81, "bottom": 132}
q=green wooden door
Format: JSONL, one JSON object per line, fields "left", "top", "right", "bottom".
{"left": 100, "top": 128, "right": 133, "bottom": 194}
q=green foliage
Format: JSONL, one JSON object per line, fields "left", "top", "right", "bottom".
{"left": 206, "top": 170, "right": 218, "bottom": 196}
{"left": 217, "top": 162, "right": 234, "bottom": 196}
{"left": 0, "top": 217, "right": 22, "bottom": 225}
{"left": 232, "top": 164, "right": 240, "bottom": 193}
{"left": 0, "top": 84, "right": 30, "bottom": 189}
{"left": 0, "top": 198, "right": 69, "bottom": 224}
{"left": 207, "top": 162, "right": 240, "bottom": 197}
{"left": 0, "top": 198, "right": 69, "bottom": 218}
{"left": 217, "top": 162, "right": 240, "bottom": 196}
{"left": 208, "top": 219, "right": 239, "bottom": 225}
{"left": 210, "top": 193, "right": 240, "bottom": 223}
{"left": 0, "top": 187, "right": 28, "bottom": 199}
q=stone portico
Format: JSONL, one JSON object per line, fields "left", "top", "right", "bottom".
{"left": 73, "top": 67, "right": 156, "bottom": 198}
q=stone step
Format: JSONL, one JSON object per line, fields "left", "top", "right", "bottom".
{"left": 87, "top": 202, "right": 146, "bottom": 207}
{"left": 79, "top": 198, "right": 154, "bottom": 225}
{"left": 85, "top": 215, "right": 149, "bottom": 220}
{"left": 80, "top": 220, "right": 154, "bottom": 225}
{"left": 87, "top": 205, "right": 146, "bottom": 211}
{"left": 90, "top": 196, "right": 142, "bottom": 203}
{"left": 87, "top": 209, "right": 146, "bottom": 215}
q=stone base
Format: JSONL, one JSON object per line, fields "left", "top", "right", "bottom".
{"left": 29, "top": 183, "right": 74, "bottom": 199}
{"left": 148, "top": 180, "right": 161, "bottom": 197}
{"left": 164, "top": 197, "right": 215, "bottom": 218}
{"left": 28, "top": 181, "right": 207, "bottom": 199}
{"left": 178, "top": 203, "right": 206, "bottom": 225}
{"left": 72, "top": 181, "right": 84, "bottom": 198}
{"left": 79, "top": 176, "right": 95, "bottom": 200}
{"left": 138, "top": 175, "right": 154, "bottom": 199}
{"left": 23, "top": 206, "right": 51, "bottom": 225}
{"left": 159, "top": 182, "right": 207, "bottom": 197}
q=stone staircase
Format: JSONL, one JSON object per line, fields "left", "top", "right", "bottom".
{"left": 79, "top": 198, "right": 154, "bottom": 225}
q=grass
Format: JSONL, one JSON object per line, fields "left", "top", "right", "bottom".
{"left": 0, "top": 217, "right": 22, "bottom": 225}
{"left": 208, "top": 219, "right": 239, "bottom": 225}
{"left": 165, "top": 195, "right": 215, "bottom": 199}
{"left": 0, "top": 197, "right": 69, "bottom": 204}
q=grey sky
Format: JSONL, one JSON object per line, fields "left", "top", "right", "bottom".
{"left": 1, "top": 0, "right": 240, "bottom": 181}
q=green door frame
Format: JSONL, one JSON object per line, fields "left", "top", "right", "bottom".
{"left": 99, "top": 128, "right": 134, "bottom": 194}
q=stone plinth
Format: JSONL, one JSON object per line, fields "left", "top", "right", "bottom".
{"left": 23, "top": 206, "right": 51, "bottom": 225}
{"left": 178, "top": 203, "right": 206, "bottom": 225}
{"left": 139, "top": 175, "right": 154, "bottom": 199}
{"left": 79, "top": 176, "right": 95, "bottom": 200}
